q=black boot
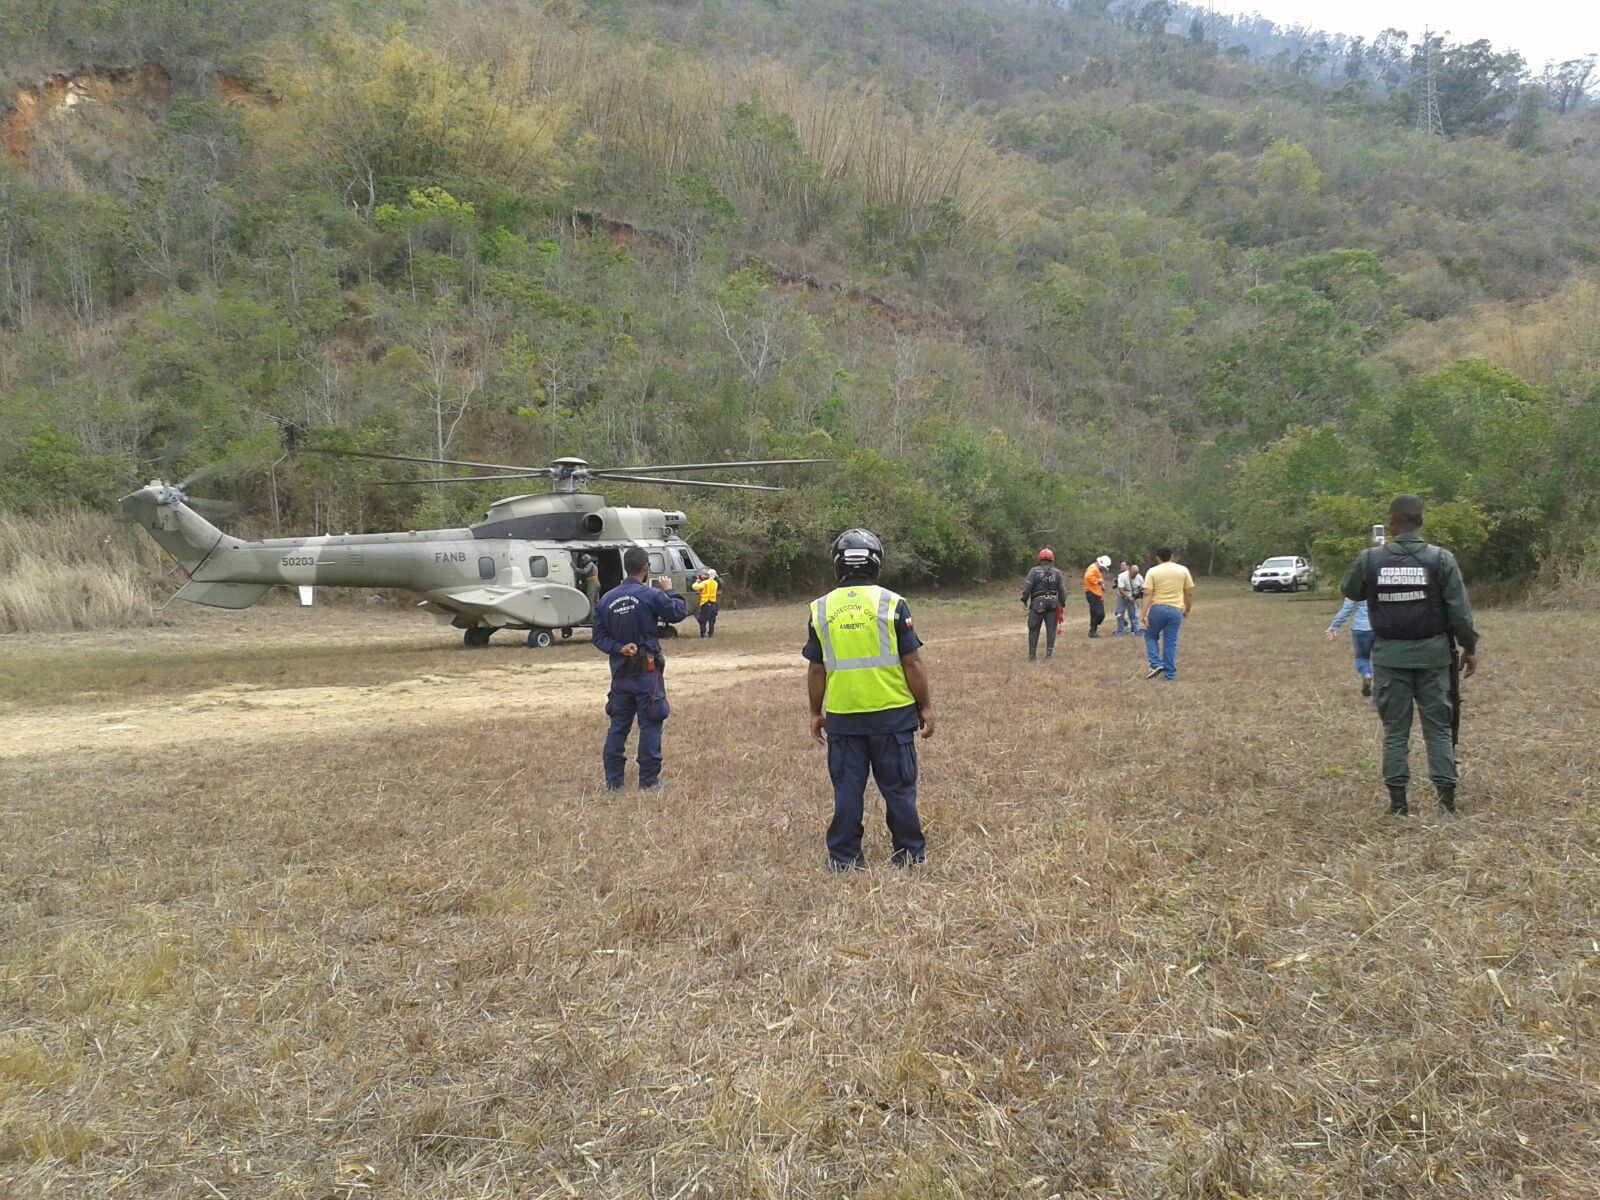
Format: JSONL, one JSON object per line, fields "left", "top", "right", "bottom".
{"left": 1387, "top": 786, "right": 1409, "bottom": 816}
{"left": 1437, "top": 786, "right": 1457, "bottom": 814}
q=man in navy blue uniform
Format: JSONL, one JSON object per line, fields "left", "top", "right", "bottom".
{"left": 592, "top": 547, "right": 688, "bottom": 790}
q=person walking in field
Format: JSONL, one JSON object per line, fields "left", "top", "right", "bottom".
{"left": 1021, "top": 547, "right": 1067, "bottom": 661}
{"left": 1325, "top": 597, "right": 1375, "bottom": 698}
{"left": 1140, "top": 547, "right": 1194, "bottom": 681}
{"left": 691, "top": 569, "right": 720, "bottom": 638}
{"left": 1114, "top": 560, "right": 1144, "bottom": 636}
{"left": 804, "top": 529, "right": 935, "bottom": 871}
{"left": 1340, "top": 495, "right": 1479, "bottom": 817}
{"left": 1083, "top": 555, "right": 1112, "bottom": 638}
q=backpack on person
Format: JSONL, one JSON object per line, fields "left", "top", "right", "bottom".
{"left": 1031, "top": 566, "right": 1063, "bottom": 613}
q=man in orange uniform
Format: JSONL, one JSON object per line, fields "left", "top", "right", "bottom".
{"left": 1083, "top": 554, "right": 1111, "bottom": 638}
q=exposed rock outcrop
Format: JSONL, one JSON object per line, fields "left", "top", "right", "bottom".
{"left": 4, "top": 63, "right": 273, "bottom": 162}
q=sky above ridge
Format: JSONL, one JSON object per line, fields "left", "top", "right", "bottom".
{"left": 1208, "top": 1, "right": 1599, "bottom": 69}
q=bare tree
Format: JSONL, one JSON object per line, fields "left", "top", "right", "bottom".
{"left": 1543, "top": 56, "right": 1597, "bottom": 115}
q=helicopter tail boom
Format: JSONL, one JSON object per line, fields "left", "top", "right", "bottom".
{"left": 119, "top": 481, "right": 242, "bottom": 574}
{"left": 172, "top": 580, "right": 274, "bottom": 609}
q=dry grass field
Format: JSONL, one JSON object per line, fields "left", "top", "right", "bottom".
{"left": 2, "top": 586, "right": 1598, "bottom": 1198}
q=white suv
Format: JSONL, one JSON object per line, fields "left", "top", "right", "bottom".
{"left": 1251, "top": 556, "right": 1314, "bottom": 593}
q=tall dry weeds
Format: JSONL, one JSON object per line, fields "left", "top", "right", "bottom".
{"left": 1531, "top": 556, "right": 1600, "bottom": 610}
{"left": 439, "top": 13, "right": 1026, "bottom": 242}
{"left": 1385, "top": 273, "right": 1600, "bottom": 386}
{"left": 0, "top": 510, "right": 165, "bottom": 633}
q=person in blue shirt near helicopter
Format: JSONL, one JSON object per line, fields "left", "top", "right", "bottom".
{"left": 593, "top": 547, "right": 688, "bottom": 790}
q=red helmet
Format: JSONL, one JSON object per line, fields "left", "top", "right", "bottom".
{"left": 1038, "top": 548, "right": 1054, "bottom": 562}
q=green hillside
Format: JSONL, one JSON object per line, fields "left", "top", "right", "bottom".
{"left": 3, "top": 0, "right": 1598, "bottom": 588}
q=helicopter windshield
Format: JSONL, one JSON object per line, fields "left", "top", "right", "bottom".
{"left": 670, "top": 541, "right": 707, "bottom": 571}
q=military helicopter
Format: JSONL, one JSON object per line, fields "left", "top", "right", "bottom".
{"left": 118, "top": 452, "right": 827, "bottom": 647}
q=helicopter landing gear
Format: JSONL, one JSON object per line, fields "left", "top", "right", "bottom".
{"left": 529, "top": 629, "right": 554, "bottom": 649}
{"left": 463, "top": 626, "right": 493, "bottom": 649}
{"left": 561, "top": 627, "right": 573, "bottom": 640}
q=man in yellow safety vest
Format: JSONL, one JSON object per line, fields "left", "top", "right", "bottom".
{"left": 690, "top": 569, "right": 720, "bottom": 637}
{"left": 803, "top": 529, "right": 935, "bottom": 870}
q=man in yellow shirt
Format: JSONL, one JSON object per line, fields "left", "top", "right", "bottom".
{"left": 1139, "top": 546, "right": 1195, "bottom": 681}
{"left": 690, "top": 570, "right": 720, "bottom": 638}
{"left": 1083, "top": 554, "right": 1111, "bottom": 638}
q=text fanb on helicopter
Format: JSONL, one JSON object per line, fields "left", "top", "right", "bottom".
{"left": 118, "top": 452, "right": 827, "bottom": 648}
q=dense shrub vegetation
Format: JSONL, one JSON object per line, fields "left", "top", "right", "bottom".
{"left": 2, "top": 0, "right": 1597, "bottom": 591}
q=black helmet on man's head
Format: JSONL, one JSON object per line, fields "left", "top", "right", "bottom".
{"left": 831, "top": 528, "right": 884, "bottom": 580}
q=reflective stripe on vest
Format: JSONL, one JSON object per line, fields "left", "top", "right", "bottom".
{"left": 811, "top": 584, "right": 915, "bottom": 713}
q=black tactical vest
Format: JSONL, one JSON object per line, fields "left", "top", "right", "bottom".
{"left": 1365, "top": 542, "right": 1448, "bottom": 640}
{"left": 1028, "top": 566, "right": 1064, "bottom": 610}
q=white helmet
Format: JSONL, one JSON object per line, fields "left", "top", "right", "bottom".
{"left": 707, "top": 568, "right": 717, "bottom": 579}
{"left": 1096, "top": 555, "right": 1112, "bottom": 569}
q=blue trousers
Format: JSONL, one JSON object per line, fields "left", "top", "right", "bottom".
{"left": 696, "top": 602, "right": 719, "bottom": 636}
{"left": 1352, "top": 628, "right": 1375, "bottom": 679}
{"left": 826, "top": 731, "right": 925, "bottom": 866}
{"left": 1144, "top": 604, "right": 1184, "bottom": 680}
{"left": 603, "top": 667, "right": 670, "bottom": 788}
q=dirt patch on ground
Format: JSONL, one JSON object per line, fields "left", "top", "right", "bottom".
{"left": 0, "top": 596, "right": 1012, "bottom": 759}
{"left": 0, "top": 647, "right": 796, "bottom": 760}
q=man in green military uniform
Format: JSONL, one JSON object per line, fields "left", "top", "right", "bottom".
{"left": 1340, "top": 495, "right": 1479, "bottom": 816}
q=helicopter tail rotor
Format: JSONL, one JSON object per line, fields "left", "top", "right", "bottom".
{"left": 184, "top": 495, "right": 245, "bottom": 518}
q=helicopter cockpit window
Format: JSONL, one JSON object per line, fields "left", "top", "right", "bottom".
{"left": 648, "top": 551, "right": 667, "bottom": 575}
{"left": 671, "top": 548, "right": 692, "bottom": 571}
{"left": 528, "top": 555, "right": 549, "bottom": 579}
{"left": 478, "top": 555, "right": 496, "bottom": 581}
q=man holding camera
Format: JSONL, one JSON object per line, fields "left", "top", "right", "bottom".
{"left": 592, "top": 548, "right": 688, "bottom": 790}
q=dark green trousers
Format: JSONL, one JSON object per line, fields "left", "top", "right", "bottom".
{"left": 1373, "top": 664, "right": 1456, "bottom": 789}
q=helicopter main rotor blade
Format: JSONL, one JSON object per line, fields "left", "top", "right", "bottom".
{"left": 589, "top": 472, "right": 784, "bottom": 492}
{"left": 308, "top": 448, "right": 547, "bottom": 475}
{"left": 374, "top": 473, "right": 555, "bottom": 485}
{"left": 595, "top": 458, "right": 834, "bottom": 474}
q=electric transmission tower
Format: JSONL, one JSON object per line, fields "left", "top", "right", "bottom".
{"left": 1417, "top": 29, "right": 1444, "bottom": 136}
